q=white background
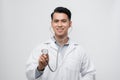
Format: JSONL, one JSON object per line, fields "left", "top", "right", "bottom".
{"left": 0, "top": 0, "right": 120, "bottom": 80}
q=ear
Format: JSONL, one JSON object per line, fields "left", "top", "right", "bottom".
{"left": 69, "top": 21, "right": 72, "bottom": 28}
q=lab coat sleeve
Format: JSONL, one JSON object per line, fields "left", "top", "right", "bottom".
{"left": 80, "top": 50, "right": 96, "bottom": 80}
{"left": 26, "top": 45, "right": 43, "bottom": 80}
{"left": 35, "top": 68, "right": 44, "bottom": 79}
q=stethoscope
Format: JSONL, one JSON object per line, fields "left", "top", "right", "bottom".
{"left": 41, "top": 27, "right": 72, "bottom": 72}
{"left": 41, "top": 47, "right": 60, "bottom": 72}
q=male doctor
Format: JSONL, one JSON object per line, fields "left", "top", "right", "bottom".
{"left": 26, "top": 7, "right": 96, "bottom": 80}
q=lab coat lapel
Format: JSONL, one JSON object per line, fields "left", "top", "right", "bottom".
{"left": 58, "top": 41, "right": 76, "bottom": 68}
{"left": 46, "top": 38, "right": 77, "bottom": 56}
{"left": 47, "top": 39, "right": 58, "bottom": 51}
{"left": 64, "top": 42, "right": 76, "bottom": 58}
{"left": 50, "top": 42, "right": 58, "bottom": 51}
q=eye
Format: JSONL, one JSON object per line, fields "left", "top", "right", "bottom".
{"left": 53, "top": 20, "right": 59, "bottom": 23}
{"left": 62, "top": 19, "right": 67, "bottom": 23}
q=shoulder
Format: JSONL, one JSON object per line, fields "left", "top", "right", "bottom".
{"left": 35, "top": 40, "right": 50, "bottom": 49}
{"left": 30, "top": 39, "right": 51, "bottom": 55}
{"left": 70, "top": 39, "right": 87, "bottom": 54}
{"left": 70, "top": 39, "right": 84, "bottom": 49}
{"left": 34, "top": 37, "right": 54, "bottom": 49}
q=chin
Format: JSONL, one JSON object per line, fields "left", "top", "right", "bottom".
{"left": 55, "top": 33, "right": 64, "bottom": 37}
{"left": 57, "top": 35, "right": 64, "bottom": 37}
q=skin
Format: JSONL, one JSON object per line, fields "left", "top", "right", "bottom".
{"left": 51, "top": 12, "right": 72, "bottom": 43}
{"left": 38, "top": 12, "right": 72, "bottom": 71}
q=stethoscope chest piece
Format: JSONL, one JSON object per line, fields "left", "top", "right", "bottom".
{"left": 41, "top": 49, "right": 48, "bottom": 54}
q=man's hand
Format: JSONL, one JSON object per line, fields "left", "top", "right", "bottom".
{"left": 37, "top": 54, "right": 49, "bottom": 71}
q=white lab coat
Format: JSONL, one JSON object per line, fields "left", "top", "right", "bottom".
{"left": 26, "top": 38, "right": 96, "bottom": 80}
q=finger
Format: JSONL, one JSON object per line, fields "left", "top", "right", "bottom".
{"left": 40, "top": 56, "right": 46, "bottom": 63}
{"left": 43, "top": 54, "right": 49, "bottom": 61}
{"left": 40, "top": 60, "right": 47, "bottom": 67}
{"left": 40, "top": 56, "right": 48, "bottom": 66}
{"left": 45, "top": 54, "right": 49, "bottom": 60}
{"left": 39, "top": 54, "right": 48, "bottom": 66}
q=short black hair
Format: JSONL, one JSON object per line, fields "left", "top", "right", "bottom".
{"left": 51, "top": 7, "right": 71, "bottom": 20}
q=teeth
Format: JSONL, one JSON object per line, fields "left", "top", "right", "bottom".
{"left": 58, "top": 29, "right": 63, "bottom": 31}
{"left": 57, "top": 28, "right": 64, "bottom": 30}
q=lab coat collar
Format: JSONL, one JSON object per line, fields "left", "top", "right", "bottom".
{"left": 44, "top": 36, "right": 78, "bottom": 54}
{"left": 51, "top": 36, "right": 69, "bottom": 46}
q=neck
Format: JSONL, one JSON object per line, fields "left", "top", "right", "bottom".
{"left": 54, "top": 35, "right": 68, "bottom": 46}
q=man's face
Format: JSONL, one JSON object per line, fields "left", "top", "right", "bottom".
{"left": 51, "top": 12, "right": 72, "bottom": 37}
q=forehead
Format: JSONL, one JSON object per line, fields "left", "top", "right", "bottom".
{"left": 53, "top": 12, "right": 69, "bottom": 20}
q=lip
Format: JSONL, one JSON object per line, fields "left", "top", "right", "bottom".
{"left": 57, "top": 29, "right": 63, "bottom": 33}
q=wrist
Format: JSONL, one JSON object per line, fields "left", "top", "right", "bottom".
{"left": 37, "top": 66, "right": 44, "bottom": 71}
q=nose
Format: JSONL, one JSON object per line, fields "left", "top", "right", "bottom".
{"left": 58, "top": 21, "right": 62, "bottom": 27}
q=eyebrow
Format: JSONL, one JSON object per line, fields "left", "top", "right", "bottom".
{"left": 53, "top": 18, "right": 68, "bottom": 21}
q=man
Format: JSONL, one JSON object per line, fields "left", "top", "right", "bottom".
{"left": 26, "top": 7, "right": 96, "bottom": 80}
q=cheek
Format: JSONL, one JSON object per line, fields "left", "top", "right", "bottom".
{"left": 52, "top": 26, "right": 57, "bottom": 31}
{"left": 64, "top": 22, "right": 71, "bottom": 27}
{"left": 51, "top": 22, "right": 55, "bottom": 26}
{"left": 51, "top": 23, "right": 56, "bottom": 28}
{"left": 52, "top": 23, "right": 58, "bottom": 28}
{"left": 64, "top": 24, "right": 70, "bottom": 29}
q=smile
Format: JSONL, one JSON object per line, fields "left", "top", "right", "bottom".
{"left": 57, "top": 28, "right": 64, "bottom": 33}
